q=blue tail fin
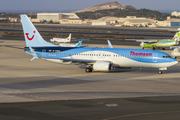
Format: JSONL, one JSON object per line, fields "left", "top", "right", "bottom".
{"left": 20, "top": 14, "right": 56, "bottom": 47}
{"left": 75, "top": 40, "right": 82, "bottom": 47}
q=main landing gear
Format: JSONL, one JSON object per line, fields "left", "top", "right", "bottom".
{"left": 158, "top": 68, "right": 167, "bottom": 74}
{"left": 158, "top": 70, "right": 162, "bottom": 74}
{"left": 85, "top": 67, "right": 92, "bottom": 73}
{"left": 152, "top": 47, "right": 156, "bottom": 50}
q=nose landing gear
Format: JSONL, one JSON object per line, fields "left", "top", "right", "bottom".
{"left": 85, "top": 67, "right": 92, "bottom": 73}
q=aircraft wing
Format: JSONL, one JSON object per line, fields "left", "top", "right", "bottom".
{"left": 160, "top": 39, "right": 172, "bottom": 41}
{"left": 136, "top": 40, "right": 158, "bottom": 42}
{"left": 126, "top": 39, "right": 158, "bottom": 42}
{"left": 60, "top": 58, "right": 95, "bottom": 63}
{"left": 60, "top": 58, "right": 113, "bottom": 65}
{"left": 170, "top": 46, "right": 180, "bottom": 49}
{"left": 154, "top": 46, "right": 172, "bottom": 48}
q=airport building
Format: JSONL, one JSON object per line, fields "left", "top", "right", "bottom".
{"left": 98, "top": 16, "right": 157, "bottom": 27}
{"left": 27, "top": 14, "right": 180, "bottom": 27}
{"left": 37, "top": 13, "right": 80, "bottom": 23}
{"left": 165, "top": 18, "right": 180, "bottom": 26}
{"left": 171, "top": 11, "right": 180, "bottom": 17}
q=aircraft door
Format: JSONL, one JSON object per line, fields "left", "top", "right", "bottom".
{"left": 42, "top": 49, "right": 46, "bottom": 58}
{"left": 153, "top": 53, "right": 158, "bottom": 62}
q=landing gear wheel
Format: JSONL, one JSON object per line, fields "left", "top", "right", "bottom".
{"left": 158, "top": 70, "right": 162, "bottom": 74}
{"left": 152, "top": 47, "right": 156, "bottom": 50}
{"left": 85, "top": 67, "right": 92, "bottom": 73}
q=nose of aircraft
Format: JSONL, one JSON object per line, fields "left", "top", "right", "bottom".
{"left": 170, "top": 58, "right": 178, "bottom": 66}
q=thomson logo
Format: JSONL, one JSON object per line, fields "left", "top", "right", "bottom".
{"left": 25, "top": 31, "right": 36, "bottom": 41}
{"left": 130, "top": 51, "right": 152, "bottom": 56}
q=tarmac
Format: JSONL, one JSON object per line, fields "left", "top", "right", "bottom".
{"left": 0, "top": 40, "right": 180, "bottom": 120}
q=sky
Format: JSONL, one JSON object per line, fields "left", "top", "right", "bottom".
{"left": 0, "top": 0, "right": 180, "bottom": 13}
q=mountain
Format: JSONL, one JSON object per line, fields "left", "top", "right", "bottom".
{"left": 73, "top": 1, "right": 137, "bottom": 13}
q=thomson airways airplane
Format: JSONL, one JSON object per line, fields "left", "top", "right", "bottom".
{"left": 21, "top": 14, "right": 178, "bottom": 74}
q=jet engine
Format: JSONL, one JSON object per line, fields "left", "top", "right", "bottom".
{"left": 93, "top": 62, "right": 112, "bottom": 71}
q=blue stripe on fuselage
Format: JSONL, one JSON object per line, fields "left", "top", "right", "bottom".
{"left": 24, "top": 46, "right": 177, "bottom": 63}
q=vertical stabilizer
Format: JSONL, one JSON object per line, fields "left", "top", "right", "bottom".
{"left": 67, "top": 33, "right": 71, "bottom": 42}
{"left": 20, "top": 14, "right": 56, "bottom": 47}
{"left": 75, "top": 40, "right": 82, "bottom": 47}
{"left": 107, "top": 40, "right": 113, "bottom": 48}
{"left": 173, "top": 28, "right": 180, "bottom": 42}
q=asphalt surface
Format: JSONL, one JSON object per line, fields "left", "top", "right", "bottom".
{"left": 0, "top": 29, "right": 180, "bottom": 120}
{"left": 0, "top": 23, "right": 177, "bottom": 39}
{"left": 0, "top": 96, "right": 180, "bottom": 120}
{"left": 0, "top": 35, "right": 140, "bottom": 46}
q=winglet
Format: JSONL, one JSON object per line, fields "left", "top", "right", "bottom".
{"left": 75, "top": 40, "right": 82, "bottom": 47}
{"left": 107, "top": 40, "right": 113, "bottom": 48}
{"left": 29, "top": 46, "right": 38, "bottom": 62}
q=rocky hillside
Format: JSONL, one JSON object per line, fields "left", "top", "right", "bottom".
{"left": 73, "top": 1, "right": 137, "bottom": 13}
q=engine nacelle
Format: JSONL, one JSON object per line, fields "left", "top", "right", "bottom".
{"left": 93, "top": 62, "right": 111, "bottom": 71}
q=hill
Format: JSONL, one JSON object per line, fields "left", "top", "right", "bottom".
{"left": 73, "top": 1, "right": 137, "bottom": 13}
{"left": 76, "top": 8, "right": 171, "bottom": 21}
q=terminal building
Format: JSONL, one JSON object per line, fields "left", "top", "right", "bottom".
{"left": 171, "top": 11, "right": 180, "bottom": 17}
{"left": 37, "top": 13, "right": 80, "bottom": 23}
{"left": 28, "top": 13, "right": 180, "bottom": 27}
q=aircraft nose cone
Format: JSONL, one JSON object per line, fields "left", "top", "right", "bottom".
{"left": 174, "top": 60, "right": 178, "bottom": 65}
{"left": 171, "top": 59, "right": 178, "bottom": 66}
{"left": 167, "top": 58, "right": 178, "bottom": 67}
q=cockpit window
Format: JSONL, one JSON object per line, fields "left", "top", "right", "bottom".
{"left": 162, "top": 56, "right": 171, "bottom": 58}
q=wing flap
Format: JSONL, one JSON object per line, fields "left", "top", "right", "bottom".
{"left": 60, "top": 58, "right": 95, "bottom": 63}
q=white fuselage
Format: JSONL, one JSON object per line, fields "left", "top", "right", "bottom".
{"left": 50, "top": 38, "right": 70, "bottom": 43}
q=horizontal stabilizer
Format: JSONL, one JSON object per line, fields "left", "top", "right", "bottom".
{"left": 29, "top": 46, "right": 38, "bottom": 62}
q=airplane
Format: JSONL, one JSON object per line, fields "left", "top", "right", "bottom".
{"left": 127, "top": 28, "right": 180, "bottom": 50}
{"left": 21, "top": 14, "right": 178, "bottom": 74}
{"left": 50, "top": 33, "right": 72, "bottom": 43}
{"left": 59, "top": 40, "right": 82, "bottom": 47}
{"left": 170, "top": 46, "right": 180, "bottom": 59}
